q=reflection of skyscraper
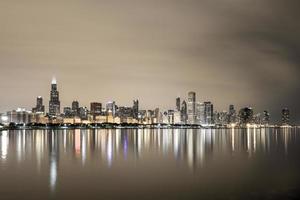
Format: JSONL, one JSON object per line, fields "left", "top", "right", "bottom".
{"left": 282, "top": 108, "right": 290, "bottom": 125}
{"left": 176, "top": 97, "right": 180, "bottom": 111}
{"left": 187, "top": 92, "right": 196, "bottom": 124}
{"left": 49, "top": 78, "right": 60, "bottom": 116}
{"left": 48, "top": 131, "right": 59, "bottom": 193}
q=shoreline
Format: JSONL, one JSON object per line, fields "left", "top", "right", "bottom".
{"left": 0, "top": 123, "right": 298, "bottom": 131}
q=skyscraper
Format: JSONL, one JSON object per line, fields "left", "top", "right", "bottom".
{"left": 72, "top": 101, "right": 79, "bottom": 116}
{"left": 32, "top": 96, "right": 45, "bottom": 113}
{"left": 238, "top": 107, "right": 253, "bottom": 124}
{"left": 133, "top": 100, "right": 139, "bottom": 119}
{"left": 282, "top": 108, "right": 290, "bottom": 125}
{"left": 204, "top": 102, "right": 213, "bottom": 125}
{"left": 187, "top": 91, "right": 196, "bottom": 124}
{"left": 181, "top": 100, "right": 187, "bottom": 124}
{"left": 49, "top": 78, "right": 60, "bottom": 116}
{"left": 176, "top": 97, "right": 180, "bottom": 111}
{"left": 199, "top": 103, "right": 205, "bottom": 125}
{"left": 106, "top": 101, "right": 116, "bottom": 116}
{"left": 262, "top": 110, "right": 270, "bottom": 124}
{"left": 90, "top": 102, "right": 102, "bottom": 116}
{"left": 228, "top": 104, "right": 236, "bottom": 123}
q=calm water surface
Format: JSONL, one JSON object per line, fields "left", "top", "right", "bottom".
{"left": 0, "top": 128, "right": 300, "bottom": 200}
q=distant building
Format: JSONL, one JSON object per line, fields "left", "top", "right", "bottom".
{"left": 7, "top": 108, "right": 32, "bottom": 124}
{"left": 49, "top": 78, "right": 60, "bottom": 116}
{"left": 176, "top": 97, "right": 180, "bottom": 111}
{"left": 90, "top": 102, "right": 102, "bottom": 117}
{"left": 228, "top": 105, "right": 236, "bottom": 123}
{"left": 262, "top": 110, "right": 270, "bottom": 124}
{"left": 106, "top": 101, "right": 116, "bottom": 116}
{"left": 72, "top": 101, "right": 79, "bottom": 116}
{"left": 32, "top": 96, "right": 45, "bottom": 113}
{"left": 204, "top": 102, "right": 213, "bottom": 125}
{"left": 181, "top": 100, "right": 187, "bottom": 124}
{"left": 187, "top": 91, "right": 196, "bottom": 124}
{"left": 133, "top": 100, "right": 139, "bottom": 119}
{"left": 63, "top": 107, "right": 72, "bottom": 117}
{"left": 79, "top": 107, "right": 88, "bottom": 120}
{"left": 282, "top": 108, "right": 290, "bottom": 125}
{"left": 196, "top": 102, "right": 201, "bottom": 124}
{"left": 239, "top": 107, "right": 253, "bottom": 124}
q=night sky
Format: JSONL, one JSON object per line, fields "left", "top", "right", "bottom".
{"left": 0, "top": 0, "right": 299, "bottom": 123}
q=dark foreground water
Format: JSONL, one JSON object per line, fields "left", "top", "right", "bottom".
{"left": 0, "top": 128, "right": 300, "bottom": 200}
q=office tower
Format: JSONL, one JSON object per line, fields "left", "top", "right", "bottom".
{"left": 79, "top": 107, "right": 88, "bottom": 120}
{"left": 90, "top": 102, "right": 102, "bottom": 116}
{"left": 181, "top": 100, "right": 187, "bottom": 124}
{"left": 63, "top": 107, "right": 72, "bottom": 117}
{"left": 72, "top": 101, "right": 79, "bottom": 116}
{"left": 133, "top": 100, "right": 139, "bottom": 119}
{"left": 199, "top": 103, "right": 205, "bottom": 125}
{"left": 187, "top": 91, "right": 196, "bottom": 124}
{"left": 282, "top": 108, "right": 290, "bottom": 125}
{"left": 106, "top": 101, "right": 116, "bottom": 116}
{"left": 196, "top": 102, "right": 201, "bottom": 124}
{"left": 238, "top": 107, "right": 253, "bottom": 124}
{"left": 228, "top": 105, "right": 236, "bottom": 123}
{"left": 32, "top": 96, "right": 45, "bottom": 113}
{"left": 262, "top": 110, "right": 270, "bottom": 124}
{"left": 176, "top": 97, "right": 180, "bottom": 111}
{"left": 49, "top": 77, "right": 60, "bottom": 116}
{"left": 204, "top": 102, "right": 213, "bottom": 125}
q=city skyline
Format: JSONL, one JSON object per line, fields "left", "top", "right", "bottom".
{"left": 0, "top": 1, "right": 299, "bottom": 123}
{"left": 0, "top": 77, "right": 294, "bottom": 126}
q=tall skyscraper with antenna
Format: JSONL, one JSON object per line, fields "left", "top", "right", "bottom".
{"left": 49, "top": 77, "right": 61, "bottom": 116}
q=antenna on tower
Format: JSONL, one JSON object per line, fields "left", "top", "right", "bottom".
{"left": 51, "top": 76, "right": 57, "bottom": 84}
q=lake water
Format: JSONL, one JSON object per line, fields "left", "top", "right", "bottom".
{"left": 0, "top": 128, "right": 300, "bottom": 200}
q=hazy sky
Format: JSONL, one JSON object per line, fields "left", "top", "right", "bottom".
{"left": 0, "top": 0, "right": 299, "bottom": 123}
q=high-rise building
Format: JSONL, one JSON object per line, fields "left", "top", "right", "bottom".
{"left": 90, "top": 102, "right": 102, "bottom": 116}
{"left": 199, "top": 103, "right": 205, "bottom": 125}
{"left": 238, "top": 107, "right": 253, "bottom": 124}
{"left": 187, "top": 91, "right": 196, "bottom": 124}
{"left": 79, "top": 107, "right": 88, "bottom": 120}
{"left": 63, "top": 107, "right": 72, "bottom": 117}
{"left": 72, "top": 101, "right": 79, "bottom": 116}
{"left": 181, "top": 100, "right": 187, "bottom": 124}
{"left": 204, "top": 102, "right": 213, "bottom": 125}
{"left": 282, "top": 108, "right": 290, "bottom": 125}
{"left": 196, "top": 102, "right": 202, "bottom": 124}
{"left": 176, "top": 97, "right": 180, "bottom": 111}
{"left": 198, "top": 102, "right": 213, "bottom": 125}
{"left": 133, "top": 100, "right": 139, "bottom": 119}
{"left": 228, "top": 105, "right": 236, "bottom": 123}
{"left": 106, "top": 101, "right": 116, "bottom": 116}
{"left": 32, "top": 96, "right": 45, "bottom": 113}
{"left": 262, "top": 110, "right": 270, "bottom": 124}
{"left": 49, "top": 78, "right": 60, "bottom": 116}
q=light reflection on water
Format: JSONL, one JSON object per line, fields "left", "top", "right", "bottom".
{"left": 0, "top": 128, "right": 299, "bottom": 199}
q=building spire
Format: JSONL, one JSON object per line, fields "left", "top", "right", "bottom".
{"left": 51, "top": 76, "right": 57, "bottom": 84}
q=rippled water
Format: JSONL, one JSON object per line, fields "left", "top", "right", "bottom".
{"left": 0, "top": 128, "right": 300, "bottom": 200}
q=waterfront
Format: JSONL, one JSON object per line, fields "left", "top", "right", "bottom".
{"left": 0, "top": 128, "right": 300, "bottom": 199}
